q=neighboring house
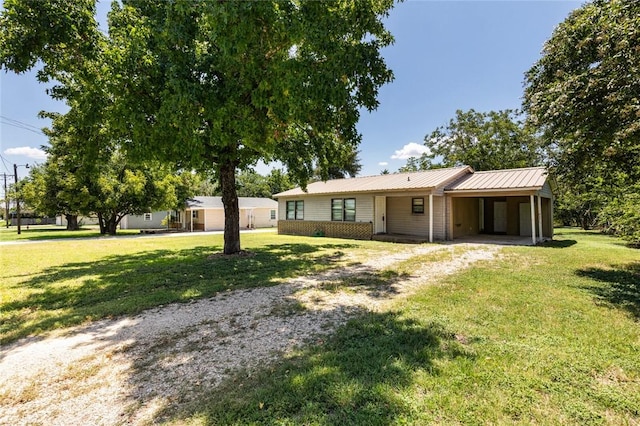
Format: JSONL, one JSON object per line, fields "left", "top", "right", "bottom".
{"left": 179, "top": 196, "right": 278, "bottom": 232}
{"left": 274, "top": 166, "right": 553, "bottom": 245}
{"left": 56, "top": 215, "right": 100, "bottom": 227}
{"left": 120, "top": 211, "right": 171, "bottom": 230}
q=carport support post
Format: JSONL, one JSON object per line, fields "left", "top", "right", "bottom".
{"left": 537, "top": 195, "right": 543, "bottom": 242}
{"left": 429, "top": 194, "right": 433, "bottom": 243}
{"left": 530, "top": 194, "right": 536, "bottom": 245}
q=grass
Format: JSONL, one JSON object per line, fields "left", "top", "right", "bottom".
{"left": 3, "top": 228, "right": 639, "bottom": 424}
{"left": 0, "top": 231, "right": 390, "bottom": 344}
{"left": 0, "top": 224, "right": 141, "bottom": 241}
{"left": 161, "top": 228, "right": 640, "bottom": 425}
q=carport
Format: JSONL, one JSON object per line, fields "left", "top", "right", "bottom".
{"left": 444, "top": 167, "right": 554, "bottom": 245}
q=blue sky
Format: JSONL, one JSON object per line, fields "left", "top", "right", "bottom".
{"left": 0, "top": 0, "right": 581, "bottom": 181}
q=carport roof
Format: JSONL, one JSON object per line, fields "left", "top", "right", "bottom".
{"left": 444, "top": 167, "right": 548, "bottom": 192}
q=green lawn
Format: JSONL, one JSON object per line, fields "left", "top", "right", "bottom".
{"left": 0, "top": 224, "right": 141, "bottom": 241}
{"left": 165, "top": 229, "right": 639, "bottom": 425}
{"left": 2, "top": 228, "right": 639, "bottom": 424}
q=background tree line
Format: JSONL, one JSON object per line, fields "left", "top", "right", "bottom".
{"left": 394, "top": 0, "right": 639, "bottom": 245}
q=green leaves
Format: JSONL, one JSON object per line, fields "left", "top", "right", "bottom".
{"left": 524, "top": 0, "right": 640, "bottom": 238}
{"left": 417, "top": 109, "right": 544, "bottom": 172}
{"left": 524, "top": 0, "right": 640, "bottom": 186}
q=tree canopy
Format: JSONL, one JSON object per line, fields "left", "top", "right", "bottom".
{"left": 401, "top": 109, "right": 544, "bottom": 172}
{"left": 1, "top": 0, "right": 395, "bottom": 253}
{"left": 524, "top": 0, "right": 640, "bottom": 243}
{"left": 524, "top": 0, "right": 639, "bottom": 187}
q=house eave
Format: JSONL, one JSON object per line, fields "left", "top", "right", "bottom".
{"left": 444, "top": 187, "right": 548, "bottom": 197}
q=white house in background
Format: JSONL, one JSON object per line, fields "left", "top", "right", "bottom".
{"left": 274, "top": 166, "right": 554, "bottom": 245}
{"left": 120, "top": 211, "right": 171, "bottom": 230}
{"left": 180, "top": 196, "right": 278, "bottom": 232}
{"left": 56, "top": 215, "right": 100, "bottom": 227}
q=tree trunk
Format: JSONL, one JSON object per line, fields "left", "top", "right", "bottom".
{"left": 105, "top": 213, "right": 119, "bottom": 235}
{"left": 65, "top": 214, "right": 79, "bottom": 231}
{"left": 97, "top": 212, "right": 106, "bottom": 234}
{"left": 220, "top": 162, "right": 241, "bottom": 254}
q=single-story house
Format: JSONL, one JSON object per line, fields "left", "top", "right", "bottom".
{"left": 274, "top": 166, "right": 553, "bottom": 244}
{"left": 179, "top": 196, "right": 279, "bottom": 232}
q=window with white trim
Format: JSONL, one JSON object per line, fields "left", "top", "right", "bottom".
{"left": 331, "top": 198, "right": 356, "bottom": 222}
{"left": 286, "top": 201, "right": 304, "bottom": 220}
{"left": 270, "top": 209, "right": 276, "bottom": 220}
{"left": 143, "top": 213, "right": 152, "bottom": 221}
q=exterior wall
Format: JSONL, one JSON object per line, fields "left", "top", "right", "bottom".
{"left": 204, "top": 209, "right": 224, "bottom": 231}
{"left": 542, "top": 197, "right": 553, "bottom": 238}
{"left": 278, "top": 195, "right": 374, "bottom": 223}
{"left": 121, "top": 211, "right": 169, "bottom": 229}
{"left": 184, "top": 207, "right": 278, "bottom": 231}
{"left": 245, "top": 207, "right": 278, "bottom": 228}
{"left": 385, "top": 195, "right": 446, "bottom": 240}
{"left": 452, "top": 198, "right": 480, "bottom": 238}
{"left": 278, "top": 220, "right": 373, "bottom": 240}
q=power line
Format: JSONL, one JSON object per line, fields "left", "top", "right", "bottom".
{"left": 0, "top": 153, "right": 11, "bottom": 173}
{"left": 0, "top": 115, "right": 44, "bottom": 131}
{"left": 0, "top": 117, "right": 46, "bottom": 136}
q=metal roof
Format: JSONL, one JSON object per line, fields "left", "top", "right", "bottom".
{"left": 445, "top": 167, "right": 548, "bottom": 192}
{"left": 186, "top": 196, "right": 278, "bottom": 209}
{"left": 274, "top": 166, "right": 472, "bottom": 197}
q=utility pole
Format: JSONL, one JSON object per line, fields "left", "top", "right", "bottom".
{"left": 3, "top": 174, "right": 9, "bottom": 228}
{"left": 13, "top": 163, "right": 29, "bottom": 235}
{"left": 14, "top": 164, "right": 21, "bottom": 235}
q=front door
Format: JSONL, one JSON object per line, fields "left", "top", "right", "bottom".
{"left": 375, "top": 196, "right": 386, "bottom": 234}
{"left": 493, "top": 201, "right": 507, "bottom": 233}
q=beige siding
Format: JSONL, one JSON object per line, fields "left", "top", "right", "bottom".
{"left": 452, "top": 198, "right": 480, "bottom": 238}
{"left": 539, "top": 181, "right": 553, "bottom": 199}
{"left": 433, "top": 196, "right": 446, "bottom": 240}
{"left": 204, "top": 209, "right": 225, "bottom": 231}
{"left": 386, "top": 195, "right": 445, "bottom": 240}
{"left": 278, "top": 195, "right": 374, "bottom": 223}
{"left": 240, "top": 207, "right": 278, "bottom": 228}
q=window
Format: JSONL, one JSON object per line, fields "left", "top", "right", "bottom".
{"left": 143, "top": 213, "right": 152, "bottom": 221}
{"left": 286, "top": 200, "right": 304, "bottom": 220}
{"left": 192, "top": 210, "right": 198, "bottom": 218}
{"left": 332, "top": 198, "right": 356, "bottom": 222}
{"left": 412, "top": 198, "right": 424, "bottom": 214}
{"left": 270, "top": 209, "right": 276, "bottom": 220}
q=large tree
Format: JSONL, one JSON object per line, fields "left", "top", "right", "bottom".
{"left": 1, "top": 0, "right": 395, "bottom": 254}
{"left": 523, "top": 0, "right": 640, "bottom": 190}
{"left": 105, "top": 1, "right": 394, "bottom": 253}
{"left": 523, "top": 0, "right": 640, "bottom": 241}
{"left": 404, "top": 109, "right": 544, "bottom": 172}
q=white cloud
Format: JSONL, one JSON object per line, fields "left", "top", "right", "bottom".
{"left": 390, "top": 142, "right": 430, "bottom": 160}
{"left": 4, "top": 146, "right": 48, "bottom": 160}
{"left": 378, "top": 161, "right": 388, "bottom": 166}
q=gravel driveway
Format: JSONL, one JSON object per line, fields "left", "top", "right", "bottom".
{"left": 0, "top": 243, "right": 499, "bottom": 425}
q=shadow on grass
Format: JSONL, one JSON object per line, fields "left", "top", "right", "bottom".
{"left": 0, "top": 227, "right": 139, "bottom": 241}
{"left": 1, "top": 242, "right": 357, "bottom": 345}
{"left": 164, "top": 311, "right": 474, "bottom": 425}
{"left": 577, "top": 262, "right": 640, "bottom": 319}
{"left": 538, "top": 239, "right": 577, "bottom": 249}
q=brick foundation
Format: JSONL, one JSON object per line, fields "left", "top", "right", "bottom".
{"left": 278, "top": 220, "right": 373, "bottom": 240}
